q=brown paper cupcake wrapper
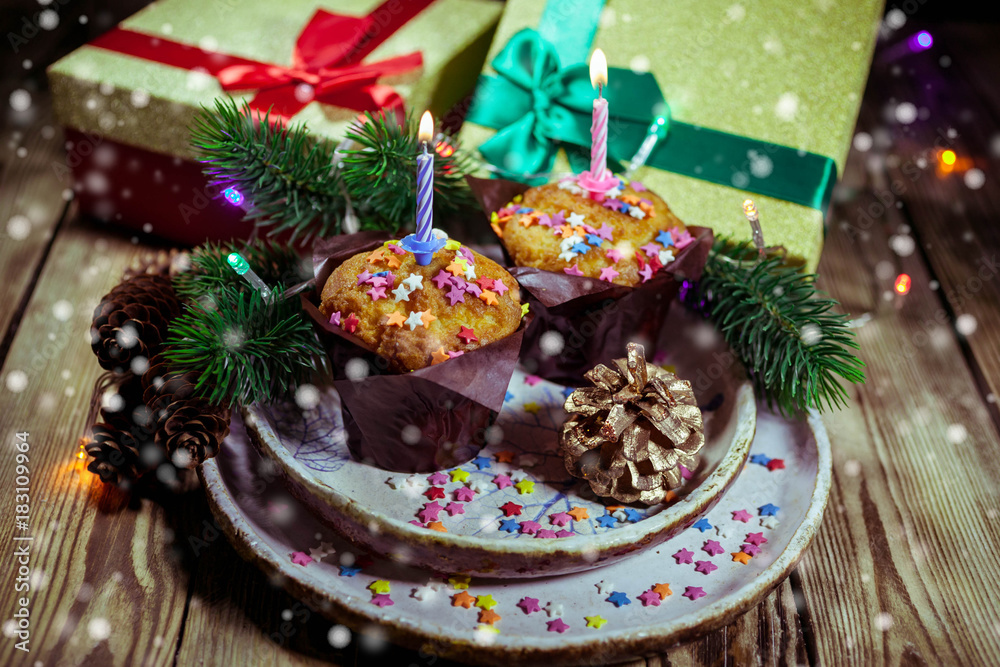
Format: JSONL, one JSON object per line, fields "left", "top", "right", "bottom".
{"left": 468, "top": 176, "right": 714, "bottom": 384}
{"left": 303, "top": 232, "right": 529, "bottom": 472}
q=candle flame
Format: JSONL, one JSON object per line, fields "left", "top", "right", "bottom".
{"left": 590, "top": 48, "right": 608, "bottom": 89}
{"left": 742, "top": 199, "right": 758, "bottom": 221}
{"left": 418, "top": 111, "right": 434, "bottom": 143}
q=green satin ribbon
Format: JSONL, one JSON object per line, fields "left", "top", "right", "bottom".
{"left": 465, "top": 3, "right": 837, "bottom": 212}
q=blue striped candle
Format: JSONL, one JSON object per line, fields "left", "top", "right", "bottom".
{"left": 416, "top": 111, "right": 434, "bottom": 244}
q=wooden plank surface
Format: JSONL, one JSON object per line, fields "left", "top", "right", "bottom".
{"left": 3, "top": 19, "right": 1000, "bottom": 667}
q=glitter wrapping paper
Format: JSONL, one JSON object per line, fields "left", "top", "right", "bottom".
{"left": 458, "top": 0, "right": 883, "bottom": 271}
{"left": 303, "top": 232, "right": 529, "bottom": 473}
{"left": 48, "top": 0, "right": 503, "bottom": 161}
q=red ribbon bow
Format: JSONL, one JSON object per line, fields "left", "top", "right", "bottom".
{"left": 92, "top": 1, "right": 433, "bottom": 122}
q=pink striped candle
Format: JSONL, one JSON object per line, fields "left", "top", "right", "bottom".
{"left": 589, "top": 48, "right": 609, "bottom": 179}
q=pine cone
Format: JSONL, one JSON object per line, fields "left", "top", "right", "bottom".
{"left": 122, "top": 248, "right": 190, "bottom": 280}
{"left": 142, "top": 355, "right": 229, "bottom": 467}
{"left": 91, "top": 275, "right": 181, "bottom": 373}
{"left": 156, "top": 401, "right": 231, "bottom": 468}
{"left": 559, "top": 343, "right": 705, "bottom": 505}
{"left": 85, "top": 374, "right": 164, "bottom": 485}
{"left": 85, "top": 422, "right": 142, "bottom": 484}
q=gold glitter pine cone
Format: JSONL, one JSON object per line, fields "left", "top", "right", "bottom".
{"left": 559, "top": 342, "right": 705, "bottom": 505}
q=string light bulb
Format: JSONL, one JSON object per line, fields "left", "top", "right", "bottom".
{"left": 227, "top": 252, "right": 273, "bottom": 301}
{"left": 894, "top": 273, "right": 911, "bottom": 295}
{"left": 742, "top": 199, "right": 766, "bottom": 259}
{"left": 223, "top": 187, "right": 244, "bottom": 206}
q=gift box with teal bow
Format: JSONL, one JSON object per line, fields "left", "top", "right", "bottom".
{"left": 459, "top": 0, "right": 883, "bottom": 271}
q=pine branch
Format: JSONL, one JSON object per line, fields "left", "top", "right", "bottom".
{"left": 173, "top": 239, "right": 310, "bottom": 301}
{"left": 162, "top": 283, "right": 322, "bottom": 406}
{"left": 684, "top": 240, "right": 865, "bottom": 416}
{"left": 342, "top": 110, "right": 474, "bottom": 230}
{"left": 190, "top": 98, "right": 349, "bottom": 243}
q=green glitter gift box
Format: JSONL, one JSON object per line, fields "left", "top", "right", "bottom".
{"left": 458, "top": 0, "right": 883, "bottom": 270}
{"left": 47, "top": 0, "right": 503, "bottom": 245}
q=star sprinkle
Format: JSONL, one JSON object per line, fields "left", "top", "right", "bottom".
{"left": 342, "top": 313, "right": 359, "bottom": 334}
{"left": 523, "top": 402, "right": 540, "bottom": 414}
{"left": 493, "top": 474, "right": 513, "bottom": 490}
{"left": 517, "top": 597, "right": 541, "bottom": 614}
{"left": 584, "top": 615, "right": 607, "bottom": 629}
{"left": 658, "top": 249, "right": 675, "bottom": 266}
{"left": 290, "top": 551, "right": 313, "bottom": 566}
{"left": 547, "top": 618, "right": 570, "bottom": 633}
{"left": 449, "top": 468, "right": 470, "bottom": 483}
{"left": 367, "top": 285, "right": 389, "bottom": 304}
{"left": 402, "top": 274, "right": 424, "bottom": 291}
{"left": 479, "top": 290, "right": 499, "bottom": 306}
{"left": 683, "top": 586, "right": 706, "bottom": 601}
{"left": 749, "top": 453, "right": 772, "bottom": 466}
{"left": 367, "top": 248, "right": 385, "bottom": 263}
{"left": 339, "top": 564, "right": 361, "bottom": 577}
{"left": 431, "top": 347, "right": 450, "bottom": 365}
{"left": 493, "top": 280, "right": 510, "bottom": 296}
{"left": 418, "top": 502, "right": 443, "bottom": 523}
{"left": 623, "top": 508, "right": 642, "bottom": 522}
{"left": 564, "top": 263, "right": 584, "bottom": 276}
{"left": 521, "top": 302, "right": 530, "bottom": 317}
{"left": 402, "top": 310, "right": 424, "bottom": 330}
{"left": 428, "top": 471, "right": 449, "bottom": 485}
{"left": 599, "top": 266, "right": 620, "bottom": 282}
{"left": 761, "top": 516, "right": 781, "bottom": 529}
{"left": 356, "top": 270, "right": 372, "bottom": 285}
{"left": 655, "top": 230, "right": 674, "bottom": 247}
{"left": 606, "top": 591, "right": 631, "bottom": 608}
{"left": 703, "top": 540, "right": 725, "bottom": 556}
{"left": 499, "top": 519, "right": 519, "bottom": 533}
{"left": 412, "top": 583, "right": 441, "bottom": 601}
{"left": 519, "top": 521, "right": 540, "bottom": 535}
{"left": 638, "top": 590, "right": 662, "bottom": 607}
{"left": 732, "top": 509, "right": 753, "bottom": 523}
{"left": 536, "top": 529, "right": 557, "bottom": 539}
{"left": 468, "top": 595, "right": 497, "bottom": 611}
{"left": 595, "top": 579, "right": 616, "bottom": 594}
{"left": 424, "top": 486, "right": 445, "bottom": 500}
{"left": 694, "top": 560, "right": 718, "bottom": 575}
{"left": 732, "top": 551, "right": 752, "bottom": 564}
{"left": 638, "top": 264, "right": 654, "bottom": 283}
{"left": 567, "top": 507, "right": 589, "bottom": 521}
{"left": 605, "top": 248, "right": 623, "bottom": 263}
{"left": 385, "top": 311, "right": 406, "bottom": 328}
{"left": 370, "top": 594, "right": 393, "bottom": 607}
{"left": 673, "top": 548, "right": 695, "bottom": 564}
{"left": 693, "top": 518, "right": 713, "bottom": 532}
{"left": 428, "top": 521, "right": 447, "bottom": 532}
{"left": 393, "top": 285, "right": 413, "bottom": 302}
{"left": 432, "top": 270, "right": 452, "bottom": 289}
{"left": 500, "top": 502, "right": 523, "bottom": 517}
{"left": 640, "top": 242, "right": 660, "bottom": 257}
{"left": 567, "top": 212, "right": 585, "bottom": 226}
{"left": 478, "top": 609, "right": 501, "bottom": 625}
{"left": 452, "top": 591, "right": 476, "bottom": 608}
{"left": 629, "top": 206, "right": 646, "bottom": 219}
{"left": 368, "top": 580, "right": 391, "bottom": 594}
{"left": 652, "top": 583, "right": 672, "bottom": 599}
{"left": 446, "top": 260, "right": 466, "bottom": 277}
{"left": 767, "top": 458, "right": 786, "bottom": 471}
{"left": 597, "top": 515, "right": 618, "bottom": 528}
{"left": 515, "top": 479, "right": 535, "bottom": 494}
{"left": 328, "top": 311, "right": 341, "bottom": 327}
{"left": 543, "top": 601, "right": 564, "bottom": 617}
{"left": 468, "top": 479, "right": 491, "bottom": 494}
{"left": 741, "top": 543, "right": 761, "bottom": 556}
{"left": 745, "top": 532, "right": 768, "bottom": 546}
{"left": 444, "top": 502, "right": 465, "bottom": 517}
{"left": 420, "top": 311, "right": 437, "bottom": 328}
{"left": 759, "top": 503, "right": 780, "bottom": 516}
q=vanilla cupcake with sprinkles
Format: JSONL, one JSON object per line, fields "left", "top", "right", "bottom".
{"left": 493, "top": 174, "right": 698, "bottom": 286}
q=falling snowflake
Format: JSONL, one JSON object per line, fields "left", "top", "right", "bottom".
{"left": 328, "top": 624, "right": 351, "bottom": 648}
{"left": 9, "top": 90, "right": 31, "bottom": 112}
{"left": 955, "top": 313, "right": 977, "bottom": 336}
{"left": 774, "top": 93, "right": 799, "bottom": 121}
{"left": 7, "top": 215, "right": 31, "bottom": 240}
{"left": 6, "top": 370, "right": 28, "bottom": 393}
{"left": 889, "top": 234, "right": 915, "bottom": 257}
{"left": 88, "top": 618, "right": 111, "bottom": 640}
{"left": 853, "top": 132, "right": 873, "bottom": 152}
{"left": 894, "top": 103, "right": 917, "bottom": 124}
{"left": 964, "top": 169, "right": 985, "bottom": 190}
{"left": 946, "top": 424, "right": 968, "bottom": 444}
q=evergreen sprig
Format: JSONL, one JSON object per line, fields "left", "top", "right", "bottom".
{"left": 190, "top": 100, "right": 475, "bottom": 242}
{"left": 163, "top": 283, "right": 322, "bottom": 407}
{"left": 684, "top": 240, "right": 865, "bottom": 415}
{"left": 173, "top": 239, "right": 310, "bottom": 301}
{"left": 342, "top": 110, "right": 474, "bottom": 229}
{"left": 191, "top": 98, "right": 347, "bottom": 243}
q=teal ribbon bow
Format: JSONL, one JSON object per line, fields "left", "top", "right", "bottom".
{"left": 465, "top": 0, "right": 837, "bottom": 213}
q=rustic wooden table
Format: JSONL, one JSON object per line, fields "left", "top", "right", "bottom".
{"left": 2, "top": 21, "right": 999, "bottom": 667}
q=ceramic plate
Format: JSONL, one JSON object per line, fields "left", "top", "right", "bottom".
{"left": 243, "top": 316, "right": 756, "bottom": 577}
{"left": 202, "top": 406, "right": 829, "bottom": 666}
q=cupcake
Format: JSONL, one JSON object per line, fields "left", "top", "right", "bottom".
{"left": 474, "top": 174, "right": 712, "bottom": 384}
{"left": 306, "top": 232, "right": 527, "bottom": 473}
{"left": 495, "top": 178, "right": 698, "bottom": 286}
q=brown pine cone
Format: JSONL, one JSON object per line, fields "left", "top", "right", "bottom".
{"left": 122, "top": 248, "right": 190, "bottom": 280}
{"left": 156, "top": 401, "right": 231, "bottom": 468}
{"left": 141, "top": 358, "right": 199, "bottom": 418}
{"left": 85, "top": 422, "right": 143, "bottom": 485}
{"left": 91, "top": 274, "right": 181, "bottom": 373}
